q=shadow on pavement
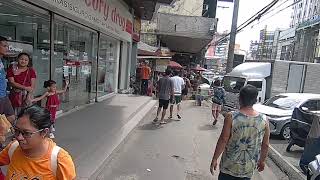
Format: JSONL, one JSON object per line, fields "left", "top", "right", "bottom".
{"left": 138, "top": 123, "right": 164, "bottom": 130}
{"left": 270, "top": 134, "right": 285, "bottom": 140}
{"left": 198, "top": 124, "right": 219, "bottom": 131}
{"left": 283, "top": 149, "right": 304, "bottom": 158}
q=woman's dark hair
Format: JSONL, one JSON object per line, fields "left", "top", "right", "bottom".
{"left": 17, "top": 52, "right": 32, "bottom": 66}
{"left": 214, "top": 80, "right": 221, "bottom": 86}
{"left": 17, "top": 52, "right": 31, "bottom": 60}
{"left": 239, "top": 85, "right": 258, "bottom": 107}
{"left": 18, "top": 105, "right": 52, "bottom": 130}
{"left": 43, "top": 80, "right": 56, "bottom": 88}
{"left": 0, "top": 36, "right": 7, "bottom": 43}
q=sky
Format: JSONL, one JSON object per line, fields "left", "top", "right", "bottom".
{"left": 216, "top": 0, "right": 293, "bottom": 51}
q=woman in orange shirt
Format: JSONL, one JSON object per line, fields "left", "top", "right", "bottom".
{"left": 0, "top": 105, "right": 76, "bottom": 179}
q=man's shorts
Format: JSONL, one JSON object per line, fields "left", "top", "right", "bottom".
{"left": 0, "top": 96, "right": 14, "bottom": 117}
{"left": 170, "top": 95, "right": 182, "bottom": 105}
{"left": 159, "top": 99, "right": 170, "bottom": 109}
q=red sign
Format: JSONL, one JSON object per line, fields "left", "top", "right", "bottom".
{"left": 126, "top": 19, "right": 133, "bottom": 34}
{"left": 65, "top": 60, "right": 81, "bottom": 66}
{"left": 85, "top": 0, "right": 132, "bottom": 34}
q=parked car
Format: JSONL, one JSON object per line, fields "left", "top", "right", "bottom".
{"left": 254, "top": 93, "right": 320, "bottom": 139}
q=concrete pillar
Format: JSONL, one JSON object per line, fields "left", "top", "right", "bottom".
{"left": 130, "top": 42, "right": 138, "bottom": 76}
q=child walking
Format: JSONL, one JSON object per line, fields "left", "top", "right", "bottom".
{"left": 32, "top": 80, "right": 69, "bottom": 138}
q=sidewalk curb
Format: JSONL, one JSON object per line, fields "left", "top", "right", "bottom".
{"left": 88, "top": 99, "right": 157, "bottom": 180}
{"left": 268, "top": 145, "right": 305, "bottom": 180}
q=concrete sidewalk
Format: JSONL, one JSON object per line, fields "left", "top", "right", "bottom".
{"left": 54, "top": 94, "right": 156, "bottom": 179}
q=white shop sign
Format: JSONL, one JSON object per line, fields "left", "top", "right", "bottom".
{"left": 27, "top": 0, "right": 133, "bottom": 42}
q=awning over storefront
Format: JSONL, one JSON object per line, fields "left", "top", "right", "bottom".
{"left": 159, "top": 34, "right": 213, "bottom": 54}
{"left": 168, "top": 60, "right": 182, "bottom": 68}
{"left": 297, "top": 17, "right": 320, "bottom": 30}
{"left": 138, "top": 41, "right": 160, "bottom": 56}
{"left": 137, "top": 56, "right": 172, "bottom": 59}
{"left": 156, "top": 13, "right": 217, "bottom": 54}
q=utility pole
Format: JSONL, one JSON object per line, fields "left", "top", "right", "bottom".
{"left": 226, "top": 0, "right": 240, "bottom": 73}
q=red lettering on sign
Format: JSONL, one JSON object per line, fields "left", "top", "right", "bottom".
{"left": 84, "top": 0, "right": 129, "bottom": 33}
{"left": 85, "top": 0, "right": 91, "bottom": 6}
{"left": 92, "top": 0, "right": 99, "bottom": 10}
{"left": 104, "top": 5, "right": 109, "bottom": 21}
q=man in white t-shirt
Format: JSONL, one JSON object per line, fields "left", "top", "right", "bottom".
{"left": 169, "top": 70, "right": 185, "bottom": 120}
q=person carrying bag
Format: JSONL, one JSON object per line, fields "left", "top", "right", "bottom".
{"left": 7, "top": 53, "right": 36, "bottom": 114}
{"left": 9, "top": 70, "right": 30, "bottom": 106}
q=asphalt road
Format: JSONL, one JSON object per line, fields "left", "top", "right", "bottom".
{"left": 96, "top": 101, "right": 288, "bottom": 180}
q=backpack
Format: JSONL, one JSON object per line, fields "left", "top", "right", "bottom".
{"left": 8, "top": 141, "right": 61, "bottom": 176}
{"left": 212, "top": 87, "right": 225, "bottom": 105}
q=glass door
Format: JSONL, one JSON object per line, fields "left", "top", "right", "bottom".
{"left": 53, "top": 15, "right": 97, "bottom": 111}
{"left": 97, "top": 35, "right": 119, "bottom": 97}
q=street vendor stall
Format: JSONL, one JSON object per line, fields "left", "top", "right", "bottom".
{"left": 168, "top": 60, "right": 183, "bottom": 69}
{"left": 137, "top": 56, "right": 172, "bottom": 96}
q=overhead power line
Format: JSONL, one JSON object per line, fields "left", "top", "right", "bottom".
{"left": 211, "top": 0, "right": 280, "bottom": 46}
{"left": 250, "top": 0, "right": 302, "bottom": 28}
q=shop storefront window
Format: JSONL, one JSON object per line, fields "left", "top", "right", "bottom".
{"left": 0, "top": 1, "right": 50, "bottom": 96}
{"left": 53, "top": 16, "right": 98, "bottom": 111}
{"left": 98, "top": 35, "right": 119, "bottom": 96}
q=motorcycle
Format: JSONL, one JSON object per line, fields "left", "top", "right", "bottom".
{"left": 308, "top": 154, "right": 320, "bottom": 180}
{"left": 299, "top": 115, "right": 320, "bottom": 176}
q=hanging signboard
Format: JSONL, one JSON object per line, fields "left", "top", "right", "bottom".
{"left": 27, "top": 0, "right": 133, "bottom": 42}
{"left": 156, "top": 59, "right": 169, "bottom": 72}
{"left": 132, "top": 17, "right": 141, "bottom": 42}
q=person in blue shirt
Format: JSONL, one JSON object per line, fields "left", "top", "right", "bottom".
{"left": 0, "top": 36, "right": 14, "bottom": 124}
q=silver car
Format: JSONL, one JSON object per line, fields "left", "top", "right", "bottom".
{"left": 254, "top": 93, "right": 320, "bottom": 139}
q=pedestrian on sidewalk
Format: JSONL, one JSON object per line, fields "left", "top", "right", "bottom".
{"left": 8, "top": 52, "right": 37, "bottom": 115}
{"left": 182, "top": 74, "right": 191, "bottom": 100}
{"left": 153, "top": 69, "right": 174, "bottom": 125}
{"left": 169, "top": 70, "right": 185, "bottom": 120}
{"left": 31, "top": 80, "right": 69, "bottom": 139}
{"left": 0, "top": 105, "right": 76, "bottom": 179}
{"left": 210, "top": 85, "right": 270, "bottom": 180}
{"left": 211, "top": 80, "right": 225, "bottom": 125}
{"left": 0, "top": 36, "right": 15, "bottom": 124}
{"left": 140, "top": 62, "right": 151, "bottom": 96}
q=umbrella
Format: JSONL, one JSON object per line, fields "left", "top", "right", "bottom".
{"left": 168, "top": 61, "right": 183, "bottom": 69}
{"left": 192, "top": 66, "right": 206, "bottom": 71}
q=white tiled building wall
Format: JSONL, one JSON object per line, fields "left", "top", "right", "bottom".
{"left": 291, "top": 0, "right": 320, "bottom": 27}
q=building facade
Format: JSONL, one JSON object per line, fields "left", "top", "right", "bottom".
{"left": 275, "top": 28, "right": 295, "bottom": 61}
{"left": 0, "top": 0, "right": 172, "bottom": 114}
{"left": 248, "top": 41, "right": 259, "bottom": 60}
{"left": 291, "top": 0, "right": 319, "bottom": 27}
{"left": 291, "top": 0, "right": 320, "bottom": 62}
{"left": 140, "top": 0, "right": 217, "bottom": 67}
{"left": 255, "top": 28, "right": 279, "bottom": 60}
